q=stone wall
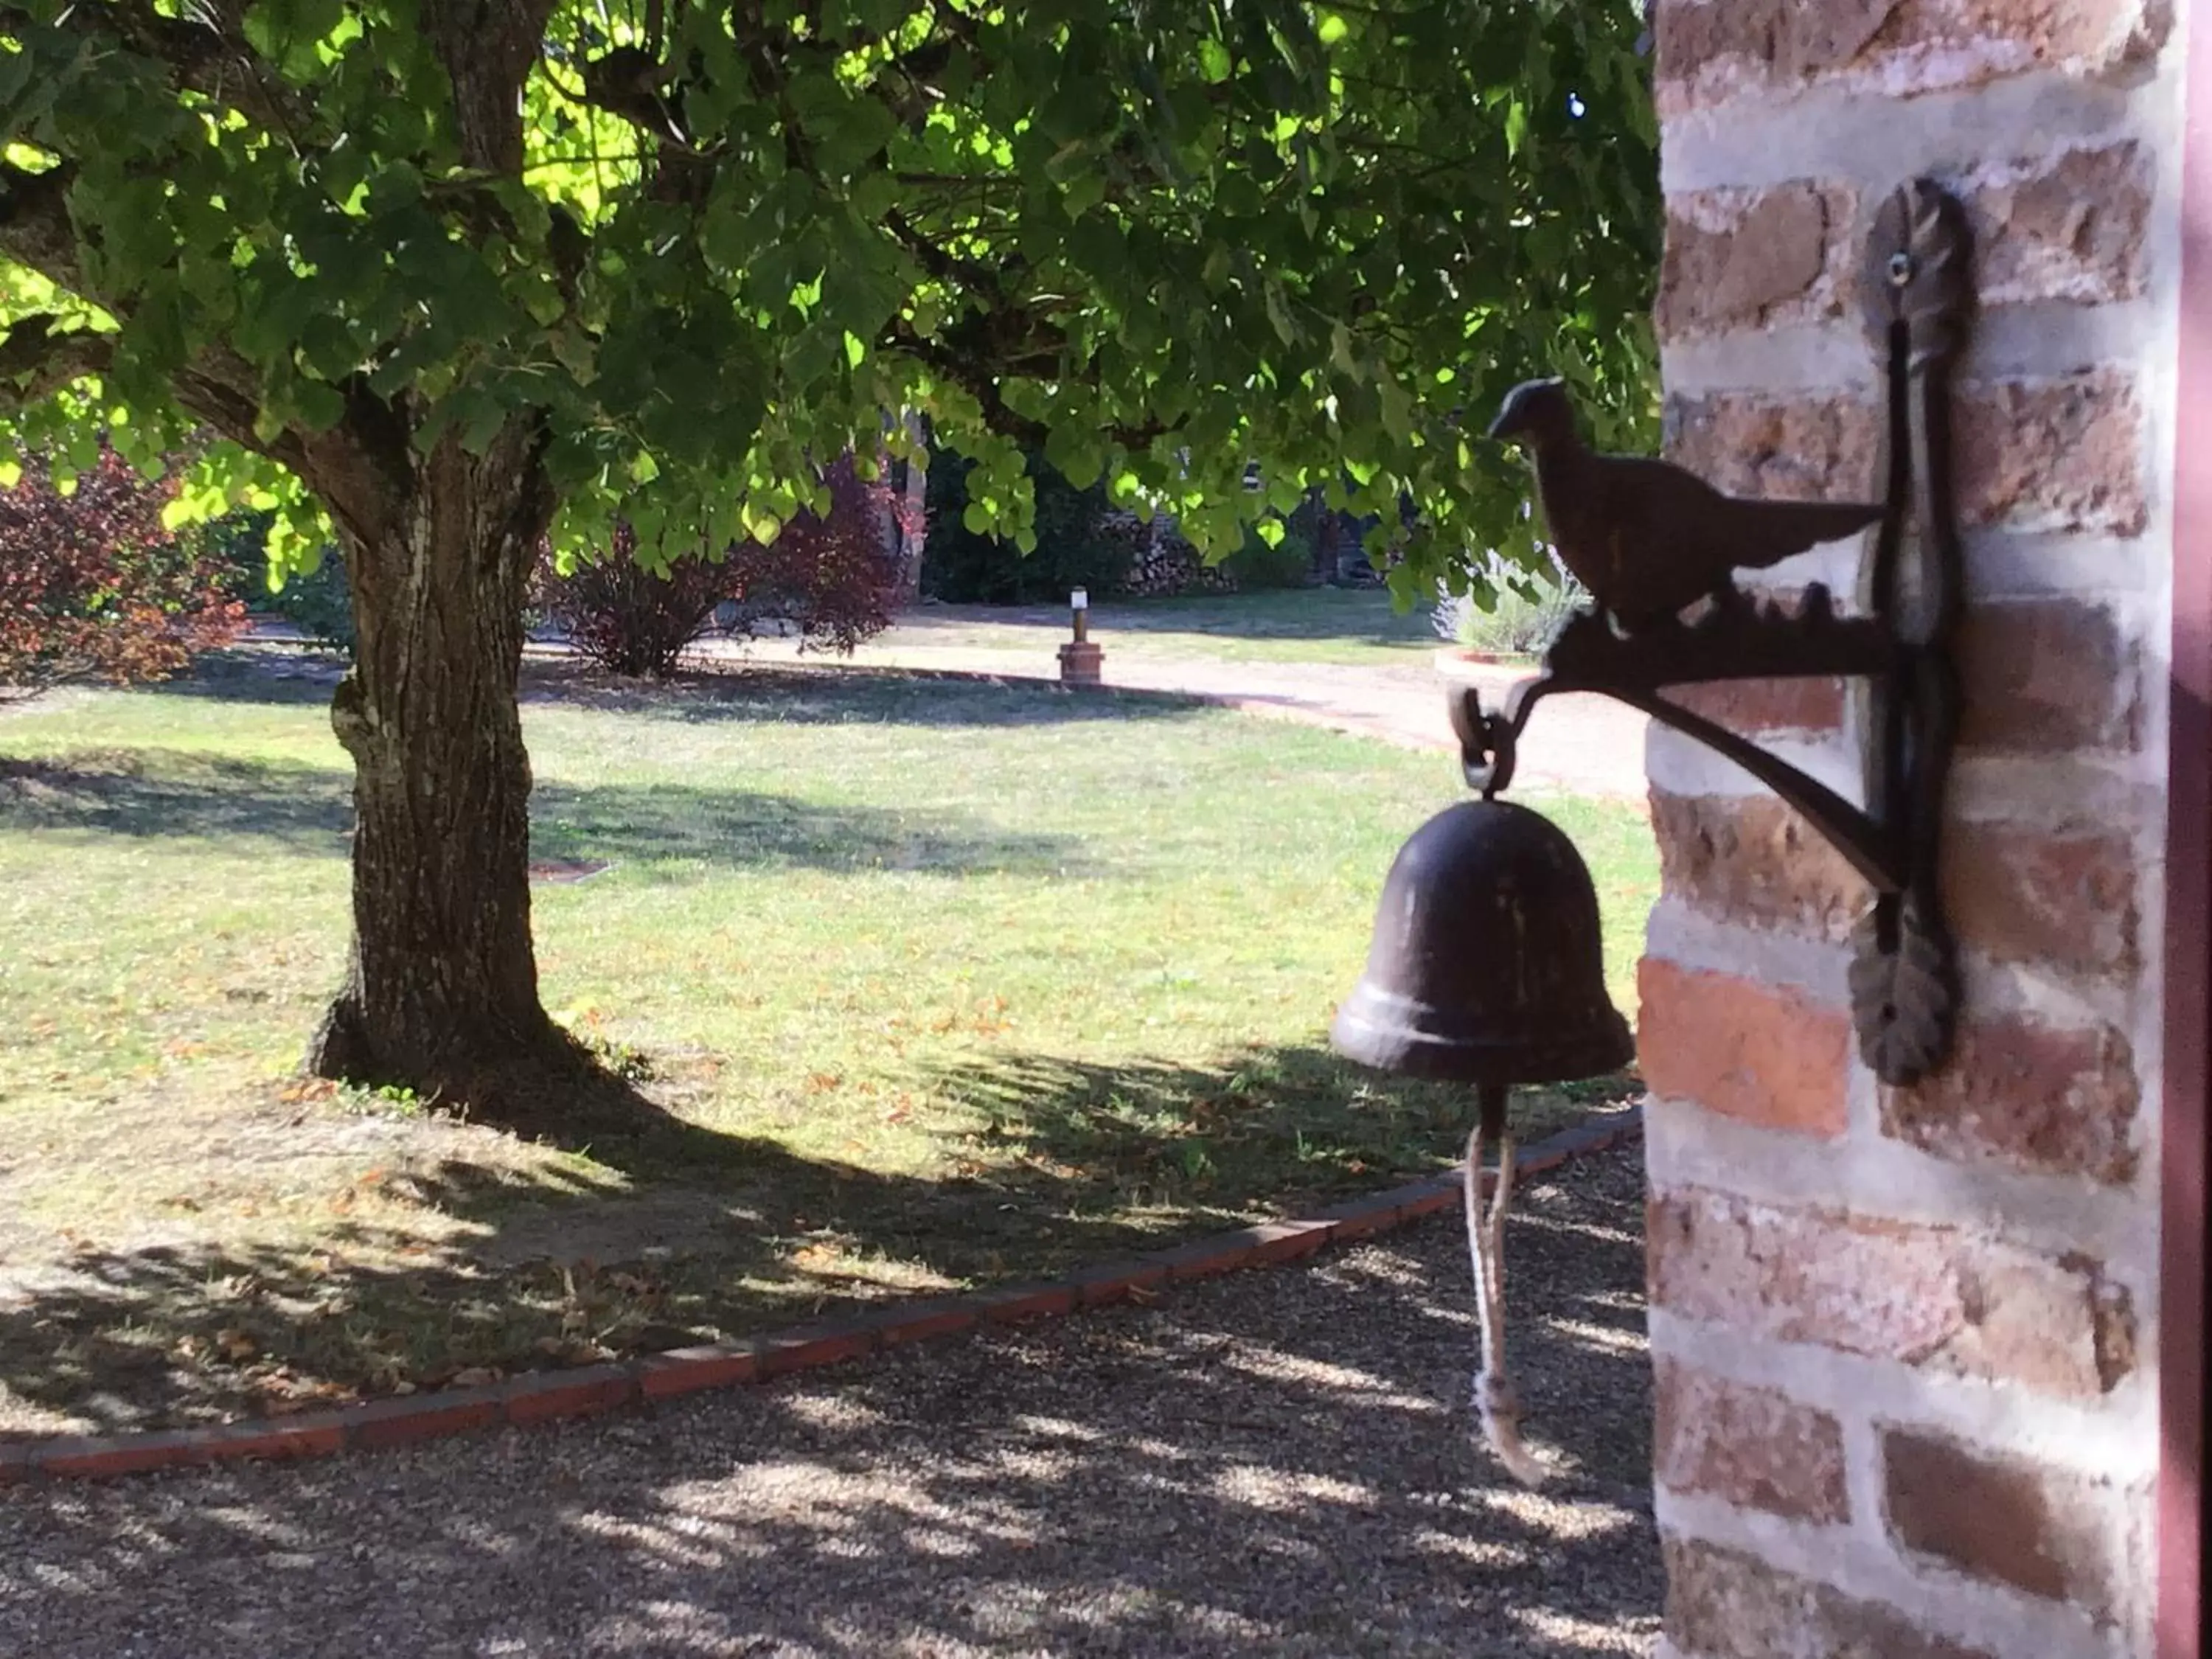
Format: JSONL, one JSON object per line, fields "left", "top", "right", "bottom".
{"left": 1643, "top": 2, "right": 2188, "bottom": 1655}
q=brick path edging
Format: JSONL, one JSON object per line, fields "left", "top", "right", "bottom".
{"left": 0, "top": 1108, "right": 1642, "bottom": 1486}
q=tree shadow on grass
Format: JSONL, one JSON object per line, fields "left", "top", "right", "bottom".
{"left": 0, "top": 1100, "right": 981, "bottom": 1433}
{"left": 525, "top": 658, "right": 1217, "bottom": 731}
{"left": 0, "top": 1079, "right": 1219, "bottom": 1435}
{"left": 122, "top": 645, "right": 351, "bottom": 706}
{"left": 0, "top": 750, "right": 1085, "bottom": 876}
{"left": 0, "top": 1040, "right": 1635, "bottom": 1441}
{"left": 0, "top": 751, "right": 357, "bottom": 845}
{"left": 914, "top": 590, "right": 1440, "bottom": 649}
{"left": 0, "top": 1144, "right": 1658, "bottom": 1658}
{"left": 923, "top": 1043, "right": 1642, "bottom": 1220}
{"left": 130, "top": 647, "right": 1216, "bottom": 730}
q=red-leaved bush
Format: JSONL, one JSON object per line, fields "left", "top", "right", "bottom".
{"left": 536, "top": 456, "right": 901, "bottom": 678}
{"left": 0, "top": 448, "right": 246, "bottom": 693}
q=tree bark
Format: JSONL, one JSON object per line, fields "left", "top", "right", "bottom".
{"left": 307, "top": 425, "right": 568, "bottom": 1118}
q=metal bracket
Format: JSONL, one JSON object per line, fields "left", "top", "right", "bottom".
{"left": 1461, "top": 179, "right": 1972, "bottom": 1085}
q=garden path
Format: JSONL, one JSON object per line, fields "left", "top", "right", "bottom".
{"left": 0, "top": 1141, "right": 1660, "bottom": 1658}
{"left": 714, "top": 618, "right": 1652, "bottom": 801}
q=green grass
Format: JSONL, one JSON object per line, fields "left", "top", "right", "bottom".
{"left": 849, "top": 587, "right": 1446, "bottom": 669}
{"left": 0, "top": 650, "right": 1654, "bottom": 1431}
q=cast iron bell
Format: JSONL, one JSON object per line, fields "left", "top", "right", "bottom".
{"left": 1332, "top": 798, "right": 1632, "bottom": 1085}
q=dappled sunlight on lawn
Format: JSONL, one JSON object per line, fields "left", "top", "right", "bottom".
{"left": 0, "top": 650, "right": 1657, "bottom": 1433}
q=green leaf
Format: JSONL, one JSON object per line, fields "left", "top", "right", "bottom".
{"left": 291, "top": 379, "right": 346, "bottom": 434}
{"left": 6, "top": 0, "right": 1658, "bottom": 658}
{"left": 1043, "top": 421, "right": 1105, "bottom": 490}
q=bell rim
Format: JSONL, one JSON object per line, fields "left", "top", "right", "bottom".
{"left": 1329, "top": 998, "right": 1634, "bottom": 1088}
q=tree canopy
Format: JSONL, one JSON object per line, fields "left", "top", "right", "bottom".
{"left": 2, "top": 0, "right": 1657, "bottom": 597}
{"left": 0, "top": 0, "right": 1659, "bottom": 1119}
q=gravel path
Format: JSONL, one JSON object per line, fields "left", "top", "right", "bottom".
{"left": 234, "top": 616, "right": 1653, "bottom": 797}
{"left": 700, "top": 640, "right": 1651, "bottom": 800}
{"left": 0, "top": 1143, "right": 1658, "bottom": 1659}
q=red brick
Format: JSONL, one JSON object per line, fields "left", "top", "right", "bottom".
{"left": 1650, "top": 792, "right": 1871, "bottom": 942}
{"left": 1956, "top": 372, "right": 2146, "bottom": 537}
{"left": 1656, "top": 0, "right": 2169, "bottom": 114}
{"left": 347, "top": 1385, "right": 508, "bottom": 1451}
{"left": 35, "top": 1431, "right": 208, "bottom": 1480}
{"left": 1525, "top": 1110, "right": 1642, "bottom": 1162}
{"left": 1663, "top": 391, "right": 1882, "bottom": 506}
{"left": 197, "top": 1415, "right": 349, "bottom": 1466}
{"left": 757, "top": 1321, "right": 877, "bottom": 1377}
{"left": 1884, "top": 1017, "right": 2140, "bottom": 1183}
{"left": 1660, "top": 183, "right": 1857, "bottom": 338}
{"left": 1648, "top": 1186, "right": 2137, "bottom": 1397}
{"left": 1655, "top": 1358, "right": 1851, "bottom": 1523}
{"left": 1943, "top": 820, "right": 2139, "bottom": 976}
{"left": 1306, "top": 1191, "right": 1406, "bottom": 1242}
{"left": 1956, "top": 599, "right": 2139, "bottom": 754}
{"left": 1638, "top": 961, "right": 1851, "bottom": 1137}
{"left": 1664, "top": 676, "right": 1847, "bottom": 737}
{"left": 1882, "top": 1427, "right": 2130, "bottom": 1619}
{"left": 1141, "top": 1232, "right": 1247, "bottom": 1280}
{"left": 1391, "top": 1176, "right": 1461, "bottom": 1220}
{"left": 972, "top": 1280, "right": 1079, "bottom": 1321}
{"left": 1245, "top": 1220, "right": 1332, "bottom": 1265}
{"left": 860, "top": 1295, "right": 984, "bottom": 1343}
{"left": 636, "top": 1342, "right": 759, "bottom": 1399}
{"left": 504, "top": 1364, "right": 639, "bottom": 1427}
{"left": 1966, "top": 143, "right": 2152, "bottom": 307}
{"left": 1665, "top": 1534, "right": 2000, "bottom": 1659}
{"left": 1663, "top": 379, "right": 2145, "bottom": 540}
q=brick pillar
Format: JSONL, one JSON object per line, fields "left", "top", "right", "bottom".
{"left": 1644, "top": 4, "right": 2186, "bottom": 1656}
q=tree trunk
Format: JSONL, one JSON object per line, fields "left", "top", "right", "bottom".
{"left": 307, "top": 428, "right": 568, "bottom": 1119}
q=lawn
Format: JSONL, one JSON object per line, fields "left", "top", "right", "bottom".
{"left": 764, "top": 586, "right": 1449, "bottom": 670}
{"left": 0, "top": 649, "right": 1655, "bottom": 1433}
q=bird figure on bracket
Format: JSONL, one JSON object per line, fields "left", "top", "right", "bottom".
{"left": 1486, "top": 378, "right": 1885, "bottom": 636}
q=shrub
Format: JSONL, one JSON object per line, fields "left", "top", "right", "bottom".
{"left": 536, "top": 456, "right": 900, "bottom": 678}
{"left": 921, "top": 449, "right": 1130, "bottom": 603}
{"left": 204, "top": 510, "right": 357, "bottom": 649}
{"left": 0, "top": 448, "right": 245, "bottom": 693}
{"left": 259, "top": 549, "right": 357, "bottom": 649}
{"left": 1222, "top": 522, "right": 1315, "bottom": 591}
{"left": 1434, "top": 549, "right": 1588, "bottom": 657}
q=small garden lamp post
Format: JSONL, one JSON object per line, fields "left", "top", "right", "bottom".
{"left": 1058, "top": 587, "right": 1103, "bottom": 686}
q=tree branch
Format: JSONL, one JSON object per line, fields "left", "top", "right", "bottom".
{"left": 883, "top": 206, "right": 1003, "bottom": 299}
{"left": 423, "top": 0, "right": 562, "bottom": 174}
{"left": 0, "top": 316, "right": 114, "bottom": 408}
{"left": 0, "top": 3, "right": 316, "bottom": 144}
{"left": 0, "top": 159, "right": 85, "bottom": 290}
{"left": 883, "top": 321, "right": 1048, "bottom": 446}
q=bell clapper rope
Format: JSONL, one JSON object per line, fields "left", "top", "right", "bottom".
{"left": 1466, "top": 1082, "right": 1548, "bottom": 1486}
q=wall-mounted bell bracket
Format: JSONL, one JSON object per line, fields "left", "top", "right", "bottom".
{"left": 1461, "top": 178, "right": 1974, "bottom": 1087}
